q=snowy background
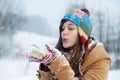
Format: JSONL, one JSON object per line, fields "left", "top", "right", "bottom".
{"left": 0, "top": 31, "right": 120, "bottom": 80}
{"left": 0, "top": 0, "right": 120, "bottom": 80}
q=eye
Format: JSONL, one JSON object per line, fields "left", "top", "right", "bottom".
{"left": 69, "top": 27, "right": 74, "bottom": 30}
{"left": 69, "top": 26, "right": 75, "bottom": 30}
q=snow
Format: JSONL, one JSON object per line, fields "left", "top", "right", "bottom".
{"left": 108, "top": 70, "right": 120, "bottom": 80}
{"left": 0, "top": 59, "right": 39, "bottom": 80}
{"left": 0, "top": 59, "right": 120, "bottom": 80}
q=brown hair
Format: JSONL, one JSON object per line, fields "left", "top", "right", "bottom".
{"left": 55, "top": 20, "right": 89, "bottom": 77}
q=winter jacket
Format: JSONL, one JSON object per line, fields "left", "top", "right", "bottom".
{"left": 37, "top": 43, "right": 111, "bottom": 80}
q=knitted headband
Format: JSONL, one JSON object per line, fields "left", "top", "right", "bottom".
{"left": 61, "top": 9, "right": 92, "bottom": 45}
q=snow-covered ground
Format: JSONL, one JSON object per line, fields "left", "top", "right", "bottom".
{"left": 0, "top": 59, "right": 120, "bottom": 80}
{"left": 0, "top": 59, "right": 39, "bottom": 80}
{"left": 108, "top": 69, "right": 120, "bottom": 80}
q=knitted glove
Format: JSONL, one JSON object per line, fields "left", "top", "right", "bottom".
{"left": 40, "top": 44, "right": 61, "bottom": 65}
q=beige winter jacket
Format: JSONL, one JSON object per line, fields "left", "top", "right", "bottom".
{"left": 37, "top": 43, "right": 111, "bottom": 80}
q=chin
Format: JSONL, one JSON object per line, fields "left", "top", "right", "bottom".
{"left": 63, "top": 44, "right": 71, "bottom": 49}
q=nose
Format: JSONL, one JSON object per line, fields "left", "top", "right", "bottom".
{"left": 62, "top": 28, "right": 69, "bottom": 35}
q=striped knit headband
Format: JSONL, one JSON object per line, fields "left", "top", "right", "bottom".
{"left": 61, "top": 9, "right": 92, "bottom": 45}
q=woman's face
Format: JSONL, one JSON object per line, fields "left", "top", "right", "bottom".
{"left": 61, "top": 21, "right": 79, "bottom": 48}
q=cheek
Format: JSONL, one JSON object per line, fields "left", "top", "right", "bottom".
{"left": 61, "top": 32, "right": 63, "bottom": 37}
{"left": 70, "top": 33, "right": 78, "bottom": 45}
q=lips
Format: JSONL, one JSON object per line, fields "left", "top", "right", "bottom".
{"left": 62, "top": 38, "right": 68, "bottom": 43}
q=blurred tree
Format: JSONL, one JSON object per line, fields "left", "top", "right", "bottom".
{"left": 21, "top": 15, "right": 50, "bottom": 36}
{"left": 95, "top": 11, "right": 105, "bottom": 42}
{"left": 0, "top": 0, "right": 24, "bottom": 35}
{"left": 0, "top": 0, "right": 25, "bottom": 58}
{"left": 117, "top": 27, "right": 120, "bottom": 54}
{"left": 105, "top": 11, "right": 111, "bottom": 52}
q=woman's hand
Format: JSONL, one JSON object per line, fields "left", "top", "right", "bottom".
{"left": 40, "top": 44, "right": 61, "bottom": 65}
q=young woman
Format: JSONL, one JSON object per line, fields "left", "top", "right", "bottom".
{"left": 28, "top": 9, "right": 111, "bottom": 80}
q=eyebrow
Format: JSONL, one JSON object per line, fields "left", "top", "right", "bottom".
{"left": 62, "top": 22, "right": 75, "bottom": 28}
{"left": 67, "top": 23, "right": 75, "bottom": 26}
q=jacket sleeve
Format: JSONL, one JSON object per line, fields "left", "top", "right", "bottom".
{"left": 81, "top": 58, "right": 111, "bottom": 80}
{"left": 48, "top": 55, "right": 79, "bottom": 80}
